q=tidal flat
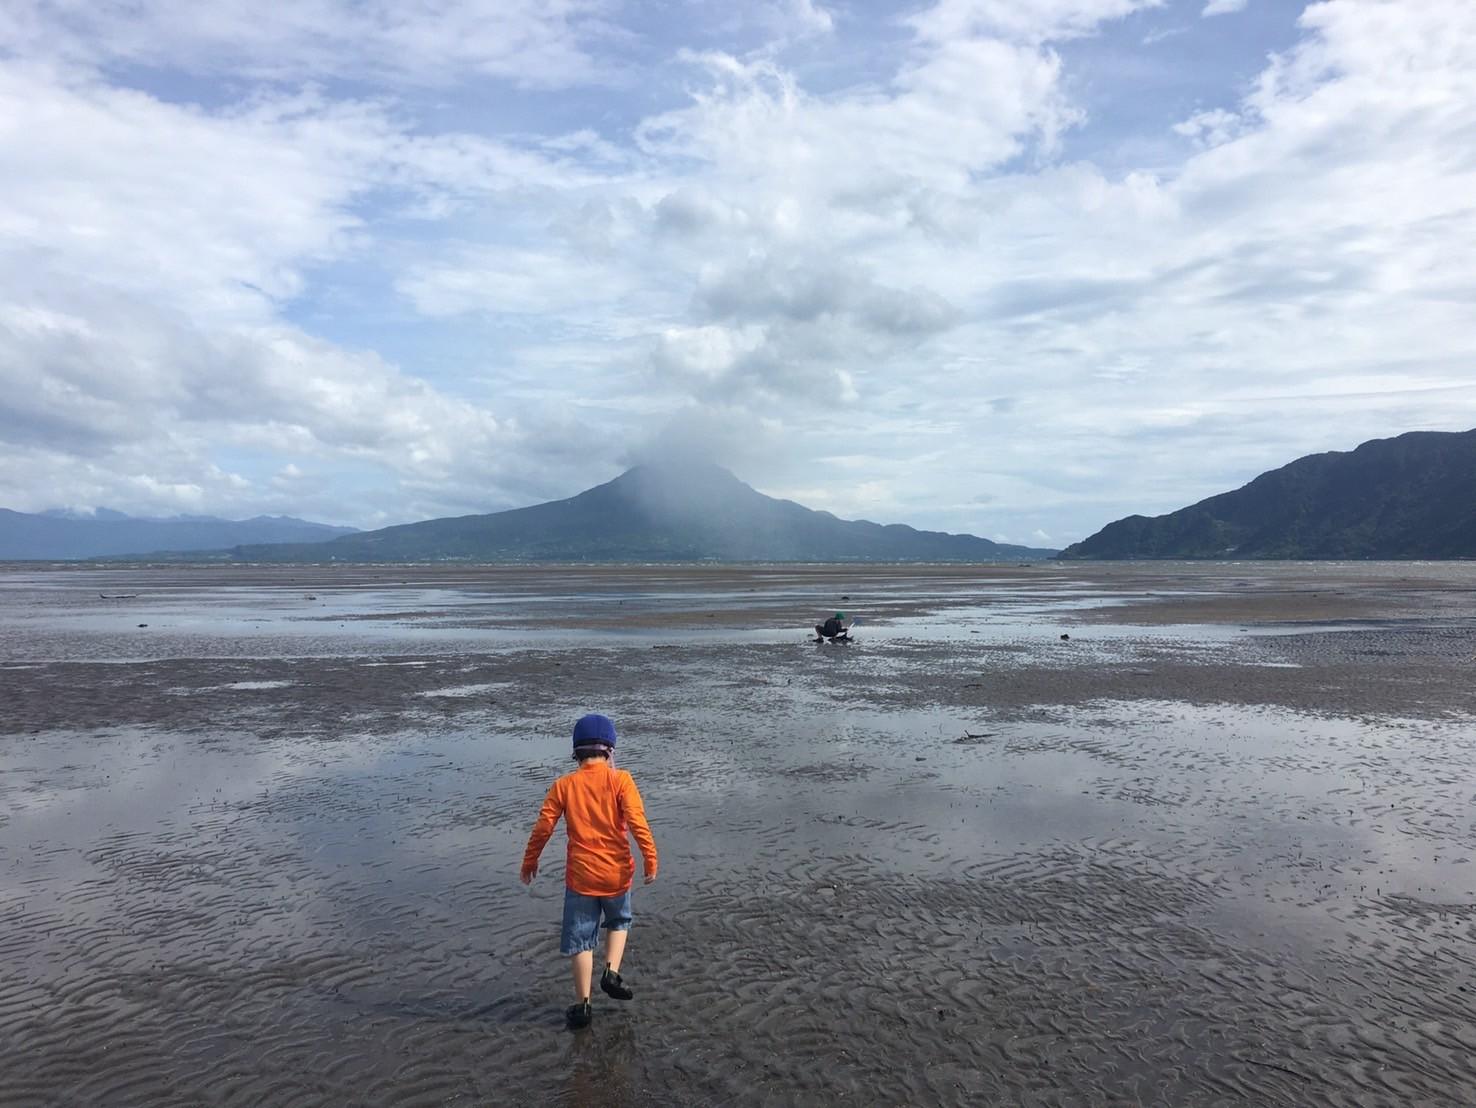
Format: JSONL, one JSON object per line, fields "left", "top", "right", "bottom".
{"left": 2, "top": 562, "right": 1474, "bottom": 1107}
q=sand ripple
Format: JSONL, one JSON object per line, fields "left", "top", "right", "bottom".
{"left": 3, "top": 565, "right": 1476, "bottom": 1105}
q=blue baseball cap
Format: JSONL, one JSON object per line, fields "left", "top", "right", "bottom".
{"left": 572, "top": 713, "right": 617, "bottom": 750}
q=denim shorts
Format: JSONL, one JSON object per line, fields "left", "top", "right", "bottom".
{"left": 560, "top": 888, "right": 633, "bottom": 955}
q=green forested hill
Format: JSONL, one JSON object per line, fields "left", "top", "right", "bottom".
{"left": 1060, "top": 429, "right": 1476, "bottom": 560}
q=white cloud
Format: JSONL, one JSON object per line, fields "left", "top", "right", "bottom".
{"left": 397, "top": 246, "right": 636, "bottom": 317}
{"left": 5, "top": 0, "right": 1476, "bottom": 541}
{"left": 0, "top": 0, "right": 618, "bottom": 88}
{"left": 615, "top": 33, "right": 1089, "bottom": 421}
{"left": 1172, "top": 107, "right": 1243, "bottom": 146}
{"left": 639, "top": 42, "right": 1076, "bottom": 194}
{"left": 1143, "top": 26, "right": 1188, "bottom": 45}
{"left": 908, "top": 0, "right": 1164, "bottom": 45}
{"left": 884, "top": 0, "right": 1476, "bottom": 533}
{"left": 1202, "top": 0, "right": 1248, "bottom": 17}
{"left": 0, "top": 284, "right": 517, "bottom": 470}
{"left": 765, "top": 0, "right": 834, "bottom": 39}
{"left": 0, "top": 62, "right": 612, "bottom": 521}
{"left": 1, "top": 68, "right": 379, "bottom": 317}
{"left": 652, "top": 325, "right": 767, "bottom": 385}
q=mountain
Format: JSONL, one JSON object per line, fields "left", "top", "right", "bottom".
{"left": 0, "top": 510, "right": 358, "bottom": 561}
{"left": 232, "top": 463, "right": 1056, "bottom": 563}
{"left": 1060, "top": 429, "right": 1476, "bottom": 560}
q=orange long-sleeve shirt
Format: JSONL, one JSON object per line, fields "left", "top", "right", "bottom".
{"left": 521, "top": 760, "right": 658, "bottom": 897}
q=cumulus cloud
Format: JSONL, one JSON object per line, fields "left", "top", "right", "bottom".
{"left": 695, "top": 257, "right": 958, "bottom": 336}
{"left": 639, "top": 42, "right": 1076, "bottom": 193}
{"left": 4, "top": 0, "right": 1476, "bottom": 542}
{"left": 614, "top": 29, "right": 1094, "bottom": 445}
{"left": 0, "top": 280, "right": 522, "bottom": 506}
{"left": 1172, "top": 107, "right": 1244, "bottom": 147}
{"left": 1202, "top": 0, "right": 1248, "bottom": 16}
{"left": 889, "top": 0, "right": 1476, "bottom": 533}
{"left": 651, "top": 325, "right": 767, "bottom": 386}
{"left": 0, "top": 61, "right": 612, "bottom": 521}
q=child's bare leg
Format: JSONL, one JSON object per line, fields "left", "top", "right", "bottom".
{"left": 605, "top": 927, "right": 628, "bottom": 973}
{"left": 570, "top": 950, "right": 594, "bottom": 1000}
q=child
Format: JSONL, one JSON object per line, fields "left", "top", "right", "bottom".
{"left": 520, "top": 713, "right": 659, "bottom": 1030}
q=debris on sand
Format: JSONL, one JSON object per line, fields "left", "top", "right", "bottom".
{"left": 1060, "top": 633, "right": 1070, "bottom": 640}
{"left": 953, "top": 731, "right": 996, "bottom": 744}
{"left": 99, "top": 593, "right": 138, "bottom": 599}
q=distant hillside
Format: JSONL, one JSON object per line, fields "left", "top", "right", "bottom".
{"left": 1060, "top": 429, "right": 1476, "bottom": 560}
{"left": 233, "top": 463, "right": 1056, "bottom": 563}
{"left": 0, "top": 509, "right": 358, "bottom": 560}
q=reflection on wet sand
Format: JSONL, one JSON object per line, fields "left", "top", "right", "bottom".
{"left": 1, "top": 563, "right": 1475, "bottom": 1105}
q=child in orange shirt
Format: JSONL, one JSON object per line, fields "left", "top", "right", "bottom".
{"left": 520, "top": 713, "right": 659, "bottom": 1030}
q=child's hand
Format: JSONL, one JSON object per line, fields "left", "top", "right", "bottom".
{"left": 643, "top": 869, "right": 657, "bottom": 885}
{"left": 520, "top": 864, "right": 537, "bottom": 884}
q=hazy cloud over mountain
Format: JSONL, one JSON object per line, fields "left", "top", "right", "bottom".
{"left": 4, "top": 0, "right": 1474, "bottom": 544}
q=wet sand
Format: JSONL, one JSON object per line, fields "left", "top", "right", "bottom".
{"left": 2, "top": 562, "right": 1475, "bottom": 1106}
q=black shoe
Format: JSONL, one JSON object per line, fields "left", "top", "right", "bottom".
{"left": 566, "top": 1001, "right": 592, "bottom": 1029}
{"left": 600, "top": 968, "right": 634, "bottom": 1001}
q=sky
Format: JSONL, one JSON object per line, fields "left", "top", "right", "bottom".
{"left": 3, "top": 0, "right": 1474, "bottom": 546}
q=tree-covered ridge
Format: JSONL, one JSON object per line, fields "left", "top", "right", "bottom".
{"left": 1060, "top": 429, "right": 1476, "bottom": 560}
